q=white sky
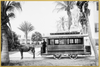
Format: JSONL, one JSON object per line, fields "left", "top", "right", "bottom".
{"left": 10, "top": 1, "right": 67, "bottom": 37}
{"left": 9, "top": 1, "right": 98, "bottom": 38}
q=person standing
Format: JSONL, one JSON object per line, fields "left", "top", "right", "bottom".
{"left": 41, "top": 39, "right": 46, "bottom": 53}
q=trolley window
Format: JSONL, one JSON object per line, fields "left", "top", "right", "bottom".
{"left": 59, "top": 39, "right": 66, "bottom": 45}
{"left": 66, "top": 39, "right": 70, "bottom": 44}
{"left": 75, "top": 38, "right": 83, "bottom": 44}
{"left": 48, "top": 39, "right": 50, "bottom": 45}
{"left": 78, "top": 38, "right": 83, "bottom": 44}
{"left": 69, "top": 39, "right": 74, "bottom": 44}
{"left": 54, "top": 39, "right": 59, "bottom": 45}
{"left": 66, "top": 38, "right": 83, "bottom": 45}
{"left": 49, "top": 39, "right": 54, "bottom": 45}
{"left": 75, "top": 39, "right": 78, "bottom": 44}
{"left": 48, "top": 37, "right": 83, "bottom": 45}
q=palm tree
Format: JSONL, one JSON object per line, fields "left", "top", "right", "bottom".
{"left": 1, "top": 1, "right": 22, "bottom": 64}
{"left": 18, "top": 21, "right": 34, "bottom": 45}
{"left": 77, "top": 1, "right": 98, "bottom": 65}
{"left": 57, "top": 17, "right": 67, "bottom": 32}
{"left": 76, "top": 1, "right": 88, "bottom": 34}
{"left": 54, "top": 1, "right": 75, "bottom": 31}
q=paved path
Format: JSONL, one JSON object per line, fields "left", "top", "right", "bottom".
{"left": 10, "top": 52, "right": 33, "bottom": 57}
{"left": 9, "top": 52, "right": 43, "bottom": 60}
{"left": 9, "top": 52, "right": 53, "bottom": 60}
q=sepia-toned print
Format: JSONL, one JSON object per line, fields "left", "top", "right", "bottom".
{"left": 1, "top": 1, "right": 99, "bottom": 66}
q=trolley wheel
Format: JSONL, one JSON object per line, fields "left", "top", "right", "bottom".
{"left": 68, "top": 54, "right": 77, "bottom": 59}
{"left": 53, "top": 54, "right": 62, "bottom": 59}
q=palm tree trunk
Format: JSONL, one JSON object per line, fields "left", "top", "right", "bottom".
{"left": 1, "top": 29, "right": 10, "bottom": 64}
{"left": 25, "top": 32, "right": 28, "bottom": 45}
{"left": 87, "top": 22, "right": 98, "bottom": 66}
{"left": 81, "top": 24, "right": 87, "bottom": 34}
{"left": 62, "top": 21, "right": 65, "bottom": 31}
{"left": 25, "top": 35, "right": 27, "bottom": 45}
{"left": 67, "top": 11, "right": 72, "bottom": 31}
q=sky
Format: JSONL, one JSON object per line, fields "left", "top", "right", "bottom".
{"left": 9, "top": 1, "right": 98, "bottom": 39}
{"left": 10, "top": 1, "right": 67, "bottom": 37}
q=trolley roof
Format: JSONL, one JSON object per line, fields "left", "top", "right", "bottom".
{"left": 43, "top": 32, "right": 88, "bottom": 38}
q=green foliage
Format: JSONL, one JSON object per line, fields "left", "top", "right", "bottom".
{"left": 1, "top": 1, "right": 22, "bottom": 25}
{"left": 1, "top": 1, "right": 22, "bottom": 51}
{"left": 31, "top": 32, "right": 42, "bottom": 45}
{"left": 7, "top": 31, "right": 20, "bottom": 51}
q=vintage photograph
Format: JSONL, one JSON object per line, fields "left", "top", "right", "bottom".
{"left": 1, "top": 1, "right": 99, "bottom": 66}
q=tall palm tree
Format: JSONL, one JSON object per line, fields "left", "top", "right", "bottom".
{"left": 18, "top": 21, "right": 34, "bottom": 45}
{"left": 76, "top": 1, "right": 88, "bottom": 33}
{"left": 54, "top": 1, "right": 75, "bottom": 31}
{"left": 77, "top": 1, "right": 98, "bottom": 65}
{"left": 57, "top": 17, "right": 67, "bottom": 32}
{"left": 1, "top": 1, "right": 22, "bottom": 64}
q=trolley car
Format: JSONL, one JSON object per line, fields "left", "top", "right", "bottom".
{"left": 45, "top": 32, "right": 91, "bottom": 59}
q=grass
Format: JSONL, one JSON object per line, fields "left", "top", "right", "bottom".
{"left": 1, "top": 59, "right": 97, "bottom": 66}
{"left": 1, "top": 62, "right": 21, "bottom": 66}
{"left": 1, "top": 62, "right": 96, "bottom": 66}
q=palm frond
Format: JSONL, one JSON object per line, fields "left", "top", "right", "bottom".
{"left": 6, "top": 1, "right": 12, "bottom": 6}
{"left": 64, "top": 1, "right": 75, "bottom": 9}
{"left": 18, "top": 21, "right": 34, "bottom": 34}
{"left": 54, "top": 1, "right": 75, "bottom": 13}
{"left": 5, "top": 1, "right": 22, "bottom": 13}
{"left": 55, "top": 1, "right": 67, "bottom": 8}
{"left": 8, "top": 12, "right": 15, "bottom": 18}
{"left": 54, "top": 6, "right": 66, "bottom": 13}
{"left": 10, "top": 1, "right": 22, "bottom": 11}
{"left": 1, "top": 1, "right": 22, "bottom": 25}
{"left": 53, "top": 1, "right": 66, "bottom": 13}
{"left": 64, "top": 1, "right": 73, "bottom": 6}
{"left": 28, "top": 24, "right": 34, "bottom": 32}
{"left": 57, "top": 16, "right": 67, "bottom": 31}
{"left": 6, "top": 6, "right": 14, "bottom": 12}
{"left": 18, "top": 23, "right": 26, "bottom": 33}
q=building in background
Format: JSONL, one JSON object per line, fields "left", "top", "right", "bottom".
{"left": 18, "top": 35, "right": 32, "bottom": 45}
{"left": 88, "top": 1, "right": 99, "bottom": 46}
